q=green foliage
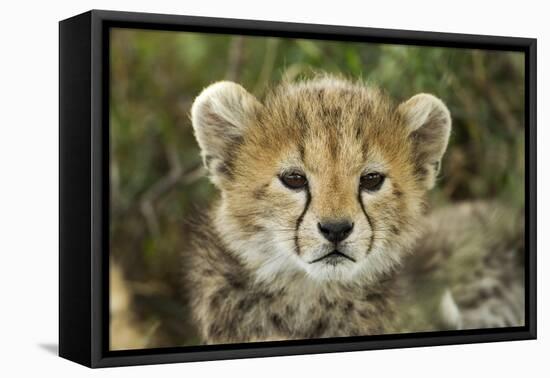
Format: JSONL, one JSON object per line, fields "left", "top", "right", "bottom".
{"left": 109, "top": 28, "right": 525, "bottom": 347}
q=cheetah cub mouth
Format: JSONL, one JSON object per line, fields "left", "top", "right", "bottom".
{"left": 310, "top": 250, "right": 356, "bottom": 265}
{"left": 191, "top": 77, "right": 451, "bottom": 284}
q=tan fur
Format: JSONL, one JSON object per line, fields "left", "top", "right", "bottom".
{"left": 184, "top": 76, "right": 522, "bottom": 344}
{"left": 409, "top": 201, "right": 525, "bottom": 330}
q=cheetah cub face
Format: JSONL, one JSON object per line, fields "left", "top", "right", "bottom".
{"left": 191, "top": 78, "right": 451, "bottom": 284}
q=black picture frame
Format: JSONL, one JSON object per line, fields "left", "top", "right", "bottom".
{"left": 59, "top": 9, "right": 537, "bottom": 368}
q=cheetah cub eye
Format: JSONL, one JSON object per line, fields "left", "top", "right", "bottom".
{"left": 360, "top": 172, "right": 385, "bottom": 192}
{"left": 280, "top": 171, "right": 308, "bottom": 190}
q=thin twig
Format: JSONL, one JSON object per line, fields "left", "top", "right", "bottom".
{"left": 140, "top": 144, "right": 206, "bottom": 237}
{"left": 254, "top": 38, "right": 279, "bottom": 94}
{"left": 225, "top": 36, "right": 245, "bottom": 82}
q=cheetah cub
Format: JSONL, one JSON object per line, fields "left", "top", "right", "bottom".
{"left": 185, "top": 77, "right": 523, "bottom": 344}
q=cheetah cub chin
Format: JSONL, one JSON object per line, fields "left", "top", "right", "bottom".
{"left": 185, "top": 76, "right": 453, "bottom": 343}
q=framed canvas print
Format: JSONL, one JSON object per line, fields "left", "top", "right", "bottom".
{"left": 59, "top": 10, "right": 537, "bottom": 368}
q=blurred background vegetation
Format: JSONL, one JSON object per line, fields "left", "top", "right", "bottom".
{"left": 109, "top": 28, "right": 525, "bottom": 350}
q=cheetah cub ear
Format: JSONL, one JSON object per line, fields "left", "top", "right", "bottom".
{"left": 398, "top": 93, "right": 452, "bottom": 189}
{"left": 191, "top": 81, "right": 262, "bottom": 187}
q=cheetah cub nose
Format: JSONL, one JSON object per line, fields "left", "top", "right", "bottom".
{"left": 317, "top": 220, "right": 354, "bottom": 243}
